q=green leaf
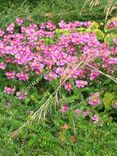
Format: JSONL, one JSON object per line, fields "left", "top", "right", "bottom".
{"left": 103, "top": 92, "right": 116, "bottom": 110}
{"left": 24, "top": 97, "right": 30, "bottom": 105}
{"left": 90, "top": 21, "right": 99, "bottom": 30}
{"left": 103, "top": 79, "right": 111, "bottom": 85}
{"left": 86, "top": 28, "right": 104, "bottom": 40}
{"left": 93, "top": 29, "right": 105, "bottom": 40}
{"left": 104, "top": 33, "right": 117, "bottom": 45}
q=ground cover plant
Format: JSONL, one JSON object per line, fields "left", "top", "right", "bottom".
{"left": 0, "top": 0, "right": 117, "bottom": 155}
{"left": 0, "top": 18, "right": 117, "bottom": 155}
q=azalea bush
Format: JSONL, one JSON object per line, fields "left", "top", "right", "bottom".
{"left": 0, "top": 17, "right": 117, "bottom": 125}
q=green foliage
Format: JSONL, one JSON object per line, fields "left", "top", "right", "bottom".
{"left": 0, "top": 0, "right": 117, "bottom": 28}
{"left": 0, "top": 0, "right": 117, "bottom": 155}
{"left": 104, "top": 33, "right": 117, "bottom": 45}
{"left": 103, "top": 92, "right": 116, "bottom": 110}
{"left": 0, "top": 99, "right": 117, "bottom": 155}
{"left": 86, "top": 28, "right": 105, "bottom": 40}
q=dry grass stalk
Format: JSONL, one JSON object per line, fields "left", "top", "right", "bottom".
{"left": 104, "top": 0, "right": 117, "bottom": 21}
{"left": 84, "top": 62, "right": 117, "bottom": 83}
{"left": 80, "top": 0, "right": 90, "bottom": 16}
{"left": 11, "top": 61, "right": 83, "bottom": 136}
{"left": 80, "top": 0, "right": 117, "bottom": 21}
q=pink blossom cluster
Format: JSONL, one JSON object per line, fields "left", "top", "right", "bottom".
{"left": 60, "top": 105, "right": 69, "bottom": 112}
{"left": 88, "top": 92, "right": 101, "bottom": 106}
{"left": 113, "top": 101, "right": 117, "bottom": 109}
{"left": 106, "top": 20, "right": 117, "bottom": 30}
{"left": 58, "top": 20, "right": 92, "bottom": 29}
{"left": 4, "top": 87, "right": 15, "bottom": 94}
{"left": 0, "top": 18, "right": 117, "bottom": 100}
{"left": 74, "top": 109, "right": 100, "bottom": 123}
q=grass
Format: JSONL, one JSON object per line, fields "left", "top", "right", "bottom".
{"left": 0, "top": 0, "right": 116, "bottom": 28}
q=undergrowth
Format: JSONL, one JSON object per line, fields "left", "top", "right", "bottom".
{"left": 0, "top": 0, "right": 117, "bottom": 28}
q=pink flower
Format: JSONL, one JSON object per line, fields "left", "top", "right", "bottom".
{"left": 4, "top": 87, "right": 15, "bottom": 94}
{"left": 16, "top": 18, "right": 24, "bottom": 25}
{"left": 90, "top": 70, "right": 100, "bottom": 80}
{"left": 5, "top": 57, "right": 14, "bottom": 64}
{"left": 46, "top": 21, "right": 56, "bottom": 30}
{"left": 91, "top": 114, "right": 99, "bottom": 123}
{"left": 16, "top": 72, "right": 29, "bottom": 81}
{"left": 83, "top": 110, "right": 92, "bottom": 117}
{"left": 76, "top": 80, "right": 88, "bottom": 88}
{"left": 106, "top": 21, "right": 117, "bottom": 30}
{"left": 108, "top": 58, "right": 117, "bottom": 64}
{"left": 39, "top": 22, "right": 46, "bottom": 29}
{"left": 6, "top": 71, "right": 15, "bottom": 79}
{"left": 44, "top": 72, "right": 57, "bottom": 81}
{"left": 0, "top": 29, "right": 4, "bottom": 36}
{"left": 88, "top": 92, "right": 101, "bottom": 106}
{"left": 16, "top": 91, "right": 27, "bottom": 99}
{"left": 83, "top": 21, "right": 92, "bottom": 28}
{"left": 14, "top": 54, "right": 25, "bottom": 64}
{"left": 0, "top": 62, "right": 6, "bottom": 70}
{"left": 58, "top": 20, "right": 67, "bottom": 29}
{"left": 74, "top": 109, "right": 82, "bottom": 115}
{"left": 113, "top": 39, "right": 117, "bottom": 45}
{"left": 55, "top": 67, "right": 64, "bottom": 76}
{"left": 60, "top": 105, "right": 69, "bottom": 112}
{"left": 6, "top": 23, "right": 15, "bottom": 33}
{"left": 64, "top": 82, "right": 72, "bottom": 91}
{"left": 113, "top": 101, "right": 117, "bottom": 108}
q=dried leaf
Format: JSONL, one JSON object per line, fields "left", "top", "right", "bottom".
{"left": 10, "top": 131, "right": 19, "bottom": 138}
{"left": 69, "top": 135, "right": 76, "bottom": 143}
{"left": 61, "top": 123, "right": 70, "bottom": 129}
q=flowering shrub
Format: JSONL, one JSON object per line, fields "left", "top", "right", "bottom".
{"left": 0, "top": 17, "right": 117, "bottom": 120}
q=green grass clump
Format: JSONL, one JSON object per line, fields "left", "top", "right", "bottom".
{"left": 0, "top": 0, "right": 117, "bottom": 27}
